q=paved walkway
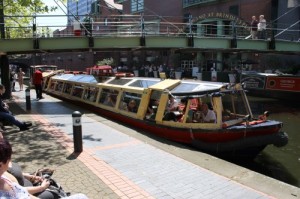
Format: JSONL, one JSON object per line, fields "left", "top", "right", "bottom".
{"left": 4, "top": 85, "right": 299, "bottom": 199}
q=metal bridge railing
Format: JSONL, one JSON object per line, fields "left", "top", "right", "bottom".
{"left": 1, "top": 15, "right": 299, "bottom": 42}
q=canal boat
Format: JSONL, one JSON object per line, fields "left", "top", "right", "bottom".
{"left": 240, "top": 71, "right": 300, "bottom": 101}
{"left": 44, "top": 66, "right": 288, "bottom": 158}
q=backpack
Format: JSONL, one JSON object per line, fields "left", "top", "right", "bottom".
{"left": 33, "top": 168, "right": 70, "bottom": 198}
{"left": 46, "top": 178, "right": 70, "bottom": 198}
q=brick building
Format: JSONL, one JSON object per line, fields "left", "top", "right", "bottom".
{"left": 36, "top": 0, "right": 299, "bottom": 74}
{"left": 115, "top": 0, "right": 299, "bottom": 73}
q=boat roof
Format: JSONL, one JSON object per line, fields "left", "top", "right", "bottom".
{"left": 50, "top": 74, "right": 230, "bottom": 95}
{"left": 170, "top": 80, "right": 228, "bottom": 96}
{"left": 242, "top": 71, "right": 298, "bottom": 77}
{"left": 52, "top": 74, "right": 98, "bottom": 83}
{"left": 30, "top": 65, "right": 58, "bottom": 69}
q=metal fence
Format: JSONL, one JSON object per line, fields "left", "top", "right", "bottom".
{"left": 1, "top": 14, "right": 299, "bottom": 42}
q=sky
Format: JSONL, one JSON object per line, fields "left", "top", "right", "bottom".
{"left": 36, "top": 0, "right": 68, "bottom": 27}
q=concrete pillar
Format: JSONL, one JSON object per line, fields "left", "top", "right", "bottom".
{"left": 216, "top": 52, "right": 223, "bottom": 71}
{"left": 0, "top": 54, "right": 11, "bottom": 99}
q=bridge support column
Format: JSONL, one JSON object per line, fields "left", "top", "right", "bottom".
{"left": 33, "top": 38, "right": 39, "bottom": 49}
{"left": 88, "top": 36, "right": 94, "bottom": 47}
{"left": 268, "top": 23, "right": 276, "bottom": 50}
{"left": 140, "top": 35, "right": 146, "bottom": 46}
{"left": 0, "top": 54, "right": 11, "bottom": 99}
{"left": 187, "top": 34, "right": 194, "bottom": 47}
{"left": 230, "top": 39, "right": 237, "bottom": 48}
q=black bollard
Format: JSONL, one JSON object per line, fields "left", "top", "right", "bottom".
{"left": 72, "top": 111, "right": 82, "bottom": 153}
{"left": 25, "top": 88, "right": 31, "bottom": 110}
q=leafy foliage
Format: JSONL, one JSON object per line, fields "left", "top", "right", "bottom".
{"left": 96, "top": 57, "right": 115, "bottom": 66}
{"left": 2, "top": 0, "right": 66, "bottom": 38}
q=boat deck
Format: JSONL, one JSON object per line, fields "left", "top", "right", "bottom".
{"left": 11, "top": 85, "right": 299, "bottom": 199}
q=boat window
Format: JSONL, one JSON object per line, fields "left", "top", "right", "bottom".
{"left": 63, "top": 83, "right": 73, "bottom": 95}
{"left": 55, "top": 82, "right": 63, "bottom": 92}
{"left": 128, "top": 80, "right": 159, "bottom": 88}
{"left": 146, "top": 91, "right": 162, "bottom": 118}
{"left": 43, "top": 78, "right": 51, "bottom": 89}
{"left": 170, "top": 82, "right": 222, "bottom": 96}
{"left": 222, "top": 91, "right": 248, "bottom": 121}
{"left": 171, "top": 83, "right": 199, "bottom": 93}
{"left": 119, "top": 92, "right": 142, "bottom": 113}
{"left": 68, "top": 75, "right": 97, "bottom": 83}
{"left": 72, "top": 84, "right": 84, "bottom": 98}
{"left": 49, "top": 81, "right": 57, "bottom": 91}
{"left": 107, "top": 78, "right": 132, "bottom": 86}
{"left": 94, "top": 76, "right": 112, "bottom": 83}
{"left": 187, "top": 97, "right": 216, "bottom": 123}
{"left": 99, "top": 88, "right": 119, "bottom": 107}
{"left": 83, "top": 87, "right": 99, "bottom": 103}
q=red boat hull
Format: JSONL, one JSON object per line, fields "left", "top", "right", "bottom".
{"left": 50, "top": 94, "right": 287, "bottom": 158}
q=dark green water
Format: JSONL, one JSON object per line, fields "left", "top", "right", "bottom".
{"left": 236, "top": 96, "right": 300, "bottom": 188}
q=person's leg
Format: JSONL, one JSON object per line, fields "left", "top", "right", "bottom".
{"left": 257, "top": 31, "right": 261, "bottom": 39}
{"left": 35, "top": 190, "right": 55, "bottom": 199}
{"left": 19, "top": 79, "right": 23, "bottom": 90}
{"left": 0, "top": 111, "right": 25, "bottom": 128}
{"left": 37, "top": 84, "right": 43, "bottom": 99}
{"left": 35, "top": 84, "right": 39, "bottom": 99}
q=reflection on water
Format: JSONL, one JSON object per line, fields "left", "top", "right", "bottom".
{"left": 231, "top": 96, "right": 300, "bottom": 188}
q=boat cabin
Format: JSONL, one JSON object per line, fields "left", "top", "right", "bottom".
{"left": 45, "top": 73, "right": 253, "bottom": 131}
{"left": 44, "top": 71, "right": 288, "bottom": 157}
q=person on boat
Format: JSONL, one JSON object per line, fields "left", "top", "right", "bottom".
{"left": 166, "top": 95, "right": 179, "bottom": 112}
{"left": 0, "top": 84, "right": 32, "bottom": 131}
{"left": 127, "top": 100, "right": 138, "bottom": 113}
{"left": 103, "top": 94, "right": 115, "bottom": 107}
{"left": 201, "top": 103, "right": 216, "bottom": 123}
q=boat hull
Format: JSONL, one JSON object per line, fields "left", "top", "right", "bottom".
{"left": 241, "top": 73, "right": 300, "bottom": 101}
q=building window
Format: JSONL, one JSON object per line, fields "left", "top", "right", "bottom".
{"left": 131, "top": 0, "right": 144, "bottom": 13}
{"left": 183, "top": 0, "right": 217, "bottom": 8}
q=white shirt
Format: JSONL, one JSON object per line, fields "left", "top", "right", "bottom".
{"left": 202, "top": 109, "right": 216, "bottom": 123}
{"left": 258, "top": 19, "right": 266, "bottom": 31}
{"left": 73, "top": 20, "right": 81, "bottom": 30}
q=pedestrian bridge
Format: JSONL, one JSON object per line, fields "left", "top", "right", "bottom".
{"left": 1, "top": 35, "right": 299, "bottom": 54}
{"left": 1, "top": 17, "right": 299, "bottom": 54}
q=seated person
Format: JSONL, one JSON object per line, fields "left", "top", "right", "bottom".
{"left": 201, "top": 103, "right": 216, "bottom": 123}
{"left": 0, "top": 84, "right": 32, "bottom": 131}
{"left": 7, "top": 162, "right": 54, "bottom": 199}
{"left": 103, "top": 94, "right": 115, "bottom": 107}
{"left": 166, "top": 95, "right": 179, "bottom": 112}
{"left": 126, "top": 100, "right": 138, "bottom": 113}
{"left": 0, "top": 139, "right": 88, "bottom": 199}
{"left": 147, "top": 99, "right": 159, "bottom": 114}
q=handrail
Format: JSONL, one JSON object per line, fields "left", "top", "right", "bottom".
{"left": 1, "top": 14, "right": 299, "bottom": 42}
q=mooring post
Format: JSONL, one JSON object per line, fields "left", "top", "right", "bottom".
{"left": 25, "top": 88, "right": 31, "bottom": 110}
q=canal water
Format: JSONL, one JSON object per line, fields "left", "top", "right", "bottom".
{"left": 233, "top": 96, "right": 300, "bottom": 188}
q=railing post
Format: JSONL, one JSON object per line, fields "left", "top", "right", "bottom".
{"left": 88, "top": 36, "right": 94, "bottom": 47}
{"left": 140, "top": 13, "right": 146, "bottom": 46}
{"left": 187, "top": 14, "right": 194, "bottom": 47}
{"left": 268, "top": 23, "right": 276, "bottom": 50}
{"left": 231, "top": 20, "right": 237, "bottom": 48}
